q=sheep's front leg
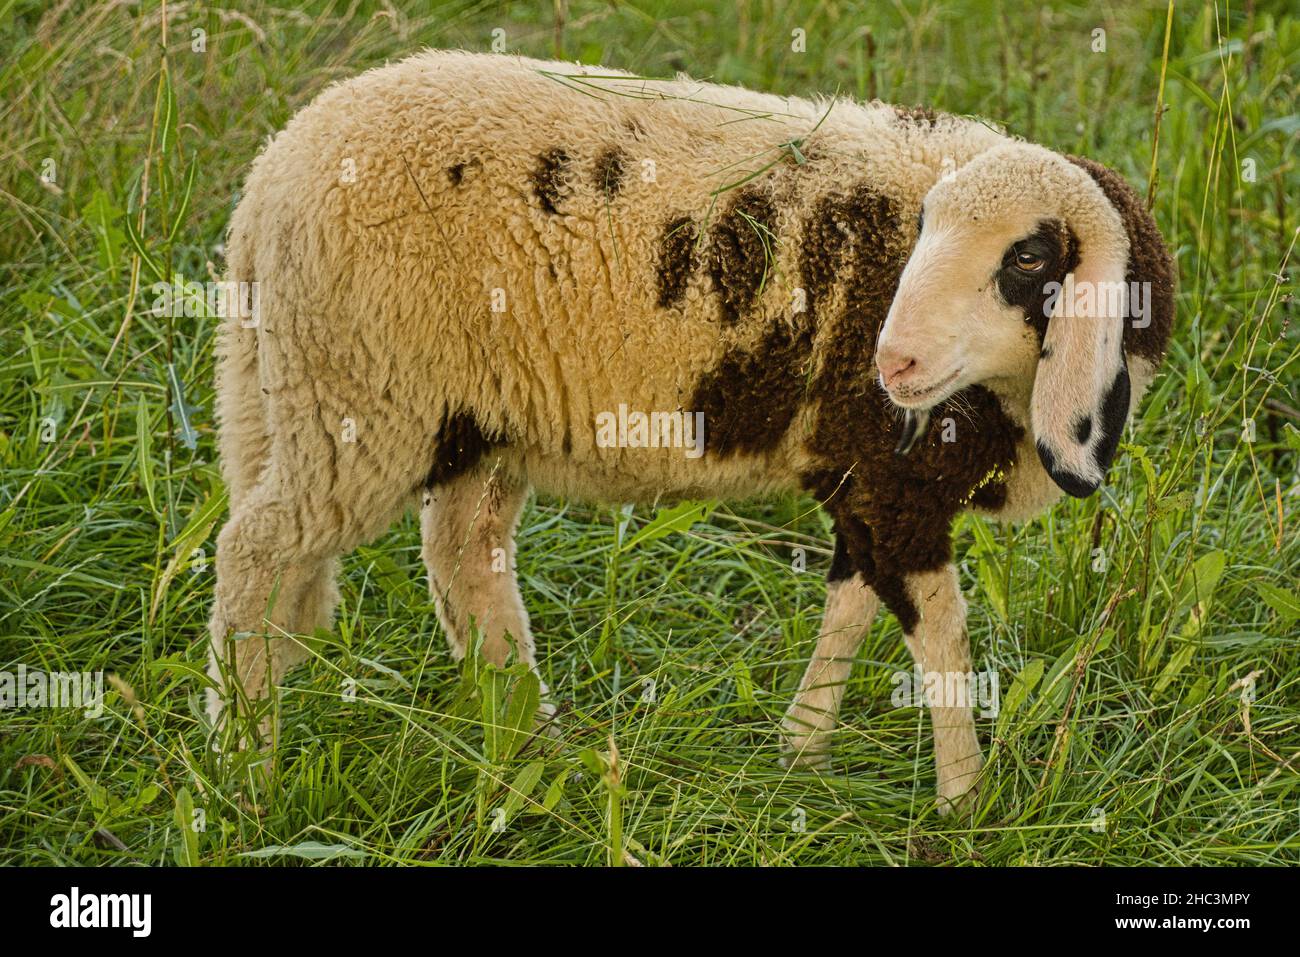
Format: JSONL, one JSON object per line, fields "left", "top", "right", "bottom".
{"left": 903, "top": 564, "right": 983, "bottom": 815}
{"left": 421, "top": 469, "right": 553, "bottom": 729}
{"left": 781, "top": 573, "right": 880, "bottom": 769}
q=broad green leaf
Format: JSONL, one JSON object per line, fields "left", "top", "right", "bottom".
{"left": 1173, "top": 550, "right": 1226, "bottom": 616}
{"left": 167, "top": 155, "right": 200, "bottom": 243}
{"left": 500, "top": 668, "right": 541, "bottom": 762}
{"left": 239, "top": 842, "right": 366, "bottom": 861}
{"left": 1154, "top": 643, "right": 1198, "bottom": 697}
{"left": 1282, "top": 423, "right": 1300, "bottom": 453}
{"left": 543, "top": 770, "right": 569, "bottom": 812}
{"left": 1255, "top": 582, "right": 1300, "bottom": 622}
{"left": 81, "top": 188, "right": 124, "bottom": 271}
{"left": 502, "top": 760, "right": 545, "bottom": 819}
{"left": 621, "top": 500, "right": 714, "bottom": 551}
{"left": 1180, "top": 675, "right": 1210, "bottom": 711}
{"left": 478, "top": 666, "right": 510, "bottom": 762}
{"left": 978, "top": 553, "right": 1008, "bottom": 622}
{"left": 995, "top": 658, "right": 1044, "bottom": 738}
{"left": 149, "top": 489, "right": 227, "bottom": 623}
{"left": 63, "top": 755, "right": 110, "bottom": 812}
{"left": 1032, "top": 641, "right": 1082, "bottom": 720}
{"left": 173, "top": 787, "right": 200, "bottom": 867}
{"left": 123, "top": 207, "right": 163, "bottom": 280}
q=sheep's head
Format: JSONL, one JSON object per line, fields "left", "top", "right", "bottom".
{"left": 876, "top": 141, "right": 1174, "bottom": 497}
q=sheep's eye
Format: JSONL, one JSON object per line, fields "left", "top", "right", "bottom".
{"left": 1013, "top": 250, "right": 1046, "bottom": 273}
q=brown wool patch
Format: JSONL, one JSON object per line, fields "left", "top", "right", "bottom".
{"left": 794, "top": 182, "right": 1024, "bottom": 630}
{"left": 532, "top": 148, "right": 570, "bottom": 215}
{"left": 593, "top": 147, "right": 627, "bottom": 197}
{"left": 424, "top": 411, "right": 502, "bottom": 488}
{"left": 707, "top": 187, "right": 777, "bottom": 325}
{"left": 799, "top": 194, "right": 855, "bottom": 325}
{"left": 969, "top": 477, "right": 1010, "bottom": 511}
{"left": 655, "top": 216, "right": 699, "bottom": 309}
{"left": 690, "top": 320, "right": 812, "bottom": 457}
{"left": 448, "top": 163, "right": 466, "bottom": 186}
{"left": 818, "top": 501, "right": 918, "bottom": 631}
{"left": 1066, "top": 155, "right": 1176, "bottom": 363}
{"left": 893, "top": 105, "right": 940, "bottom": 127}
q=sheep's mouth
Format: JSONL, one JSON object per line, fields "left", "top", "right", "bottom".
{"left": 883, "top": 367, "right": 962, "bottom": 409}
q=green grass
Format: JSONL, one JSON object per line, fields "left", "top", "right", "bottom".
{"left": 1, "top": 0, "right": 1298, "bottom": 866}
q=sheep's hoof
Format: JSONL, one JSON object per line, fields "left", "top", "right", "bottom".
{"left": 778, "top": 734, "right": 832, "bottom": 772}
{"left": 780, "top": 750, "right": 831, "bottom": 773}
{"left": 935, "top": 779, "right": 981, "bottom": 818}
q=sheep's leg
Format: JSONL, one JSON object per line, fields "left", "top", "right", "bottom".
{"left": 206, "top": 492, "right": 346, "bottom": 745}
{"left": 781, "top": 574, "right": 880, "bottom": 769}
{"left": 902, "top": 564, "right": 984, "bottom": 815}
{"left": 208, "top": 448, "right": 415, "bottom": 746}
{"left": 420, "top": 469, "right": 553, "bottom": 729}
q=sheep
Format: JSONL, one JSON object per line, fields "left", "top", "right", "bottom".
{"left": 209, "top": 49, "right": 1174, "bottom": 811}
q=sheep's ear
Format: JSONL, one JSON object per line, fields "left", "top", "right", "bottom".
{"left": 1031, "top": 243, "right": 1130, "bottom": 498}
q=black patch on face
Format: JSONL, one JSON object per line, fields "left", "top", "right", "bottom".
{"left": 656, "top": 216, "right": 698, "bottom": 308}
{"left": 425, "top": 411, "right": 502, "bottom": 488}
{"left": 707, "top": 187, "right": 776, "bottom": 325}
{"left": 593, "top": 147, "right": 626, "bottom": 196}
{"left": 532, "top": 148, "right": 570, "bottom": 214}
{"left": 1074, "top": 414, "right": 1093, "bottom": 444}
{"left": 995, "top": 219, "right": 1080, "bottom": 342}
{"left": 1039, "top": 345, "right": 1052, "bottom": 360}
{"left": 1066, "top": 156, "right": 1176, "bottom": 364}
{"left": 690, "top": 320, "right": 811, "bottom": 456}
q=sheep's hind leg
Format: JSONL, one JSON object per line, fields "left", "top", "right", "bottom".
{"left": 420, "top": 468, "right": 553, "bottom": 730}
{"left": 207, "top": 489, "right": 343, "bottom": 748}
{"left": 781, "top": 571, "right": 880, "bottom": 769}
{"left": 208, "top": 445, "right": 417, "bottom": 750}
{"left": 902, "top": 564, "right": 984, "bottom": 815}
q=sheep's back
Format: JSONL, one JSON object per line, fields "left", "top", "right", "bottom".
{"left": 231, "top": 50, "right": 1011, "bottom": 505}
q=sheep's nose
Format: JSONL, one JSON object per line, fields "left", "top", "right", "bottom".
{"left": 877, "top": 350, "right": 919, "bottom": 387}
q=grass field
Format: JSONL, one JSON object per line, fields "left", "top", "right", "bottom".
{"left": 1, "top": 0, "right": 1297, "bottom": 866}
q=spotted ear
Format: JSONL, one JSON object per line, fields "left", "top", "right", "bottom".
{"left": 1031, "top": 239, "right": 1131, "bottom": 498}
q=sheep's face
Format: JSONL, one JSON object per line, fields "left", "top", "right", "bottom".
{"left": 877, "top": 143, "right": 1153, "bottom": 498}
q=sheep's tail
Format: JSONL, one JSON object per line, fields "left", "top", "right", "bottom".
{"left": 213, "top": 243, "right": 270, "bottom": 512}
